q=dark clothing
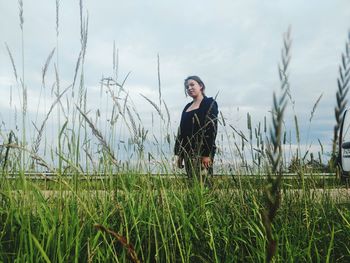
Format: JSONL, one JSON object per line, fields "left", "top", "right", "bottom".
{"left": 174, "top": 96, "right": 218, "bottom": 160}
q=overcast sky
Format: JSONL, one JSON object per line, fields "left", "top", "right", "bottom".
{"left": 0, "top": 0, "right": 350, "bottom": 161}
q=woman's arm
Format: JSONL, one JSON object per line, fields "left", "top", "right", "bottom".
{"left": 201, "top": 99, "right": 218, "bottom": 157}
{"left": 174, "top": 127, "right": 185, "bottom": 169}
{"left": 174, "top": 125, "right": 183, "bottom": 155}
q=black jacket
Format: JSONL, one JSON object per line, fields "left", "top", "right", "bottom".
{"left": 174, "top": 96, "right": 218, "bottom": 158}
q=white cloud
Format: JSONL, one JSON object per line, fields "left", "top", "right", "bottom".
{"left": 0, "top": 0, "right": 349, "bottom": 163}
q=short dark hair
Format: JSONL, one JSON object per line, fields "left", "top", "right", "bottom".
{"left": 184, "top": 75, "right": 206, "bottom": 96}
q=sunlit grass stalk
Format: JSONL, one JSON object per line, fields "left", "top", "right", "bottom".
{"left": 32, "top": 86, "right": 70, "bottom": 169}
{"left": 66, "top": 1, "right": 89, "bottom": 176}
{"left": 156, "top": 54, "right": 165, "bottom": 170}
{"left": 55, "top": 0, "right": 63, "bottom": 174}
{"left": 332, "top": 30, "right": 350, "bottom": 167}
{"left": 76, "top": 106, "right": 118, "bottom": 166}
{"left": 17, "top": 0, "right": 27, "bottom": 170}
{"left": 262, "top": 27, "right": 291, "bottom": 262}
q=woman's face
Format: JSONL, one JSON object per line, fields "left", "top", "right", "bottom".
{"left": 185, "top": 79, "right": 203, "bottom": 98}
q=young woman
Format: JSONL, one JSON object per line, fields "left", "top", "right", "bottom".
{"left": 174, "top": 76, "right": 218, "bottom": 183}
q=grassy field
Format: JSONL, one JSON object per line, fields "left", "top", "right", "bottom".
{"left": 1, "top": 174, "right": 350, "bottom": 262}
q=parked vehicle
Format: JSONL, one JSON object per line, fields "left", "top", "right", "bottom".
{"left": 338, "top": 109, "right": 350, "bottom": 182}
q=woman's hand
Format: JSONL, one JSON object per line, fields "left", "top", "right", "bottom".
{"left": 201, "top": 156, "right": 212, "bottom": 169}
{"left": 176, "top": 155, "right": 184, "bottom": 169}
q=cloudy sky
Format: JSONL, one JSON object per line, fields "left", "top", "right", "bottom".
{"left": 0, "top": 0, "right": 350, "bottom": 161}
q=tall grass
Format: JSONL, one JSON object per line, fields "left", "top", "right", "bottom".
{"left": 332, "top": 31, "right": 350, "bottom": 169}
{"left": 1, "top": 174, "right": 349, "bottom": 262}
{"left": 0, "top": 1, "right": 349, "bottom": 262}
{"left": 262, "top": 27, "right": 291, "bottom": 262}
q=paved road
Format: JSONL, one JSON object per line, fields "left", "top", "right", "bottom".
{"left": 2, "top": 172, "right": 339, "bottom": 180}
{"left": 5, "top": 188, "right": 349, "bottom": 203}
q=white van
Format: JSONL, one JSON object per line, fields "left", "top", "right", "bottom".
{"left": 338, "top": 109, "right": 350, "bottom": 182}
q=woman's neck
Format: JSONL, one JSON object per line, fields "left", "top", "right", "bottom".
{"left": 192, "top": 94, "right": 204, "bottom": 103}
